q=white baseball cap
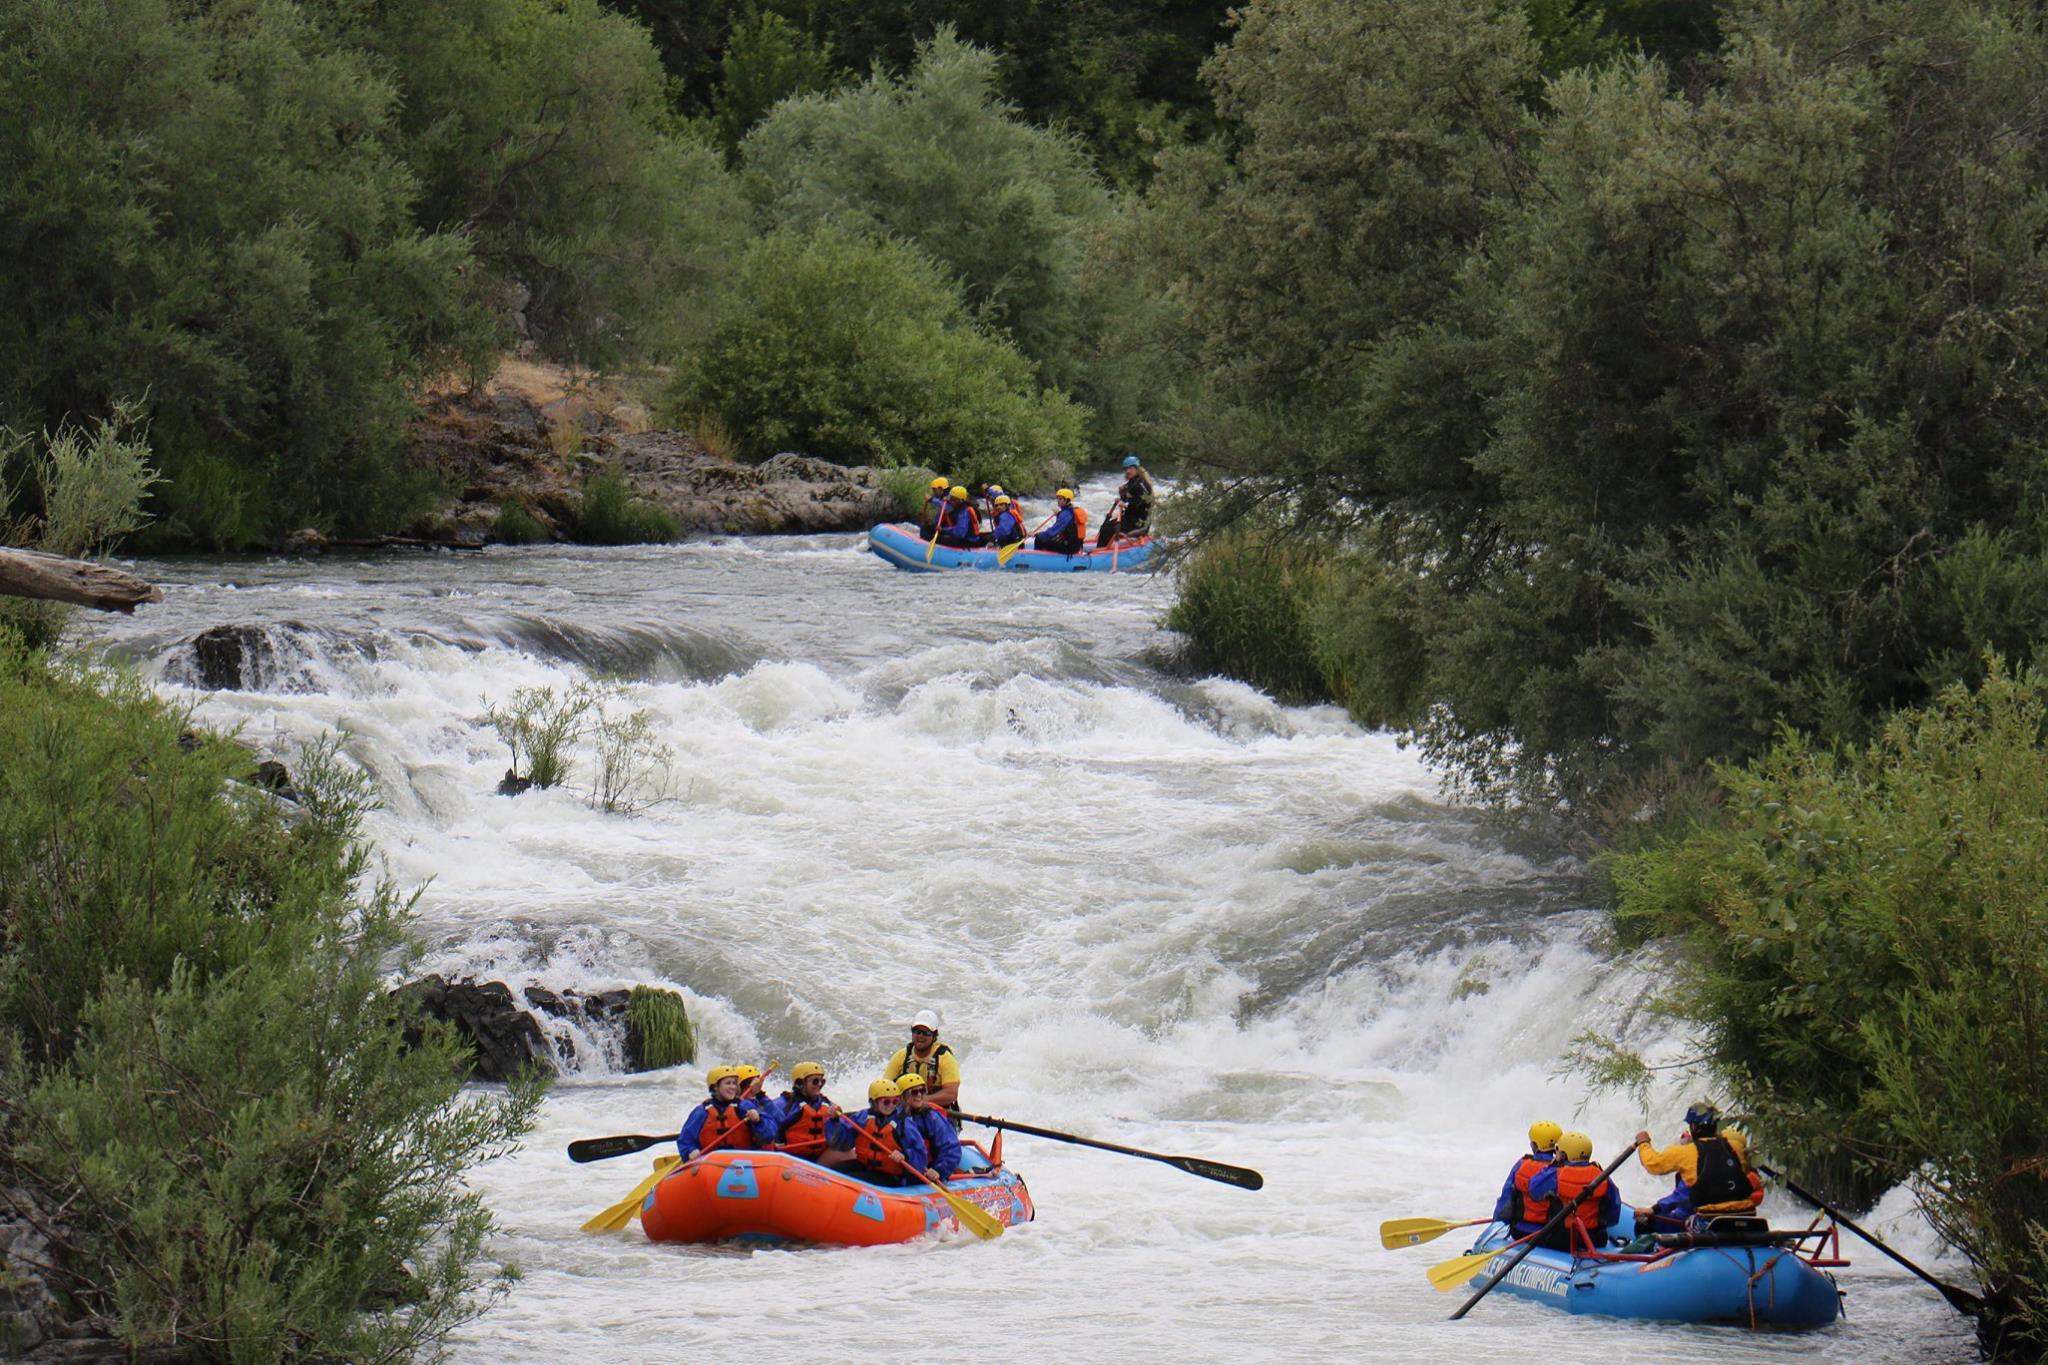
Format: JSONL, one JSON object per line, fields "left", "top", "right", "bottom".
{"left": 910, "top": 1008, "right": 942, "bottom": 1032}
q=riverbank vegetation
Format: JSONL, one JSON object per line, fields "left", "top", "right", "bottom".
{"left": 1139, "top": 0, "right": 2048, "bottom": 1349}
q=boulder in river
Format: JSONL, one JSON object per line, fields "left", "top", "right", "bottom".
{"left": 390, "top": 975, "right": 693, "bottom": 1079}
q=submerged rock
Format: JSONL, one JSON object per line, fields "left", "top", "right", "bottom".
{"left": 390, "top": 975, "right": 691, "bottom": 1079}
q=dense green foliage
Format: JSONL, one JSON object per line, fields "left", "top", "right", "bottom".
{"left": 0, "top": 0, "right": 743, "bottom": 547}
{"left": 0, "top": 661, "right": 538, "bottom": 1357}
{"left": 576, "top": 471, "right": 681, "bottom": 545}
{"left": 742, "top": 31, "right": 1112, "bottom": 390}
{"left": 1610, "top": 663, "right": 2048, "bottom": 1351}
{"left": 1145, "top": 0, "right": 2048, "bottom": 821}
{"left": 626, "top": 986, "right": 696, "bottom": 1070}
{"left": 663, "top": 228, "right": 1085, "bottom": 489}
{"left": 0, "top": 407, "right": 158, "bottom": 649}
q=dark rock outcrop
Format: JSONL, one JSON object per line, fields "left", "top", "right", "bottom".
{"left": 189, "top": 624, "right": 272, "bottom": 691}
{"left": 390, "top": 977, "right": 552, "bottom": 1082}
{"left": 402, "top": 363, "right": 902, "bottom": 543}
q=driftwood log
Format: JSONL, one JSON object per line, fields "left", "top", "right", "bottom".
{"left": 0, "top": 548, "right": 163, "bottom": 612}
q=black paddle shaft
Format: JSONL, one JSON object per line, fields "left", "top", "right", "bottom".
{"left": 950, "top": 1111, "right": 1263, "bottom": 1190}
{"left": 1758, "top": 1162, "right": 1983, "bottom": 1314}
{"left": 567, "top": 1133, "right": 675, "bottom": 1163}
{"left": 1451, "top": 1145, "right": 1637, "bottom": 1321}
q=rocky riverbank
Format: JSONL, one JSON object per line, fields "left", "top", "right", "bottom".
{"left": 385, "top": 360, "right": 902, "bottom": 547}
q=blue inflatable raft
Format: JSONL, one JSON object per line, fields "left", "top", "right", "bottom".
{"left": 867, "top": 522, "right": 1153, "bottom": 573}
{"left": 1464, "top": 1210, "right": 1844, "bottom": 1328}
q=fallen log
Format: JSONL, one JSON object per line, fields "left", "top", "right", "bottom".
{"left": 0, "top": 548, "right": 163, "bottom": 613}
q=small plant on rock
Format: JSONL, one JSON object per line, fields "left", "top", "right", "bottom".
{"left": 482, "top": 685, "right": 592, "bottom": 789}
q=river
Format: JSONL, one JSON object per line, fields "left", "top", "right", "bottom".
{"left": 83, "top": 490, "right": 1979, "bottom": 1363}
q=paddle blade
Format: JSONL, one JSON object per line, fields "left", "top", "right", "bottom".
{"left": 582, "top": 1155, "right": 680, "bottom": 1233}
{"left": 1428, "top": 1246, "right": 1506, "bottom": 1293}
{"left": 940, "top": 1187, "right": 1006, "bottom": 1240}
{"left": 1168, "top": 1154, "right": 1264, "bottom": 1190}
{"left": 1381, "top": 1216, "right": 1474, "bottom": 1250}
{"left": 567, "top": 1132, "right": 669, "bottom": 1164}
{"left": 996, "top": 540, "right": 1024, "bottom": 566}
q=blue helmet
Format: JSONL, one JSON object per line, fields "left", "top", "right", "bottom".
{"left": 1683, "top": 1101, "right": 1721, "bottom": 1133}
{"left": 1122, "top": 455, "right": 1142, "bottom": 468}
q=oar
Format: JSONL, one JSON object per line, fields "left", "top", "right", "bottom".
{"left": 581, "top": 1154, "right": 679, "bottom": 1233}
{"left": 1446, "top": 1144, "right": 1636, "bottom": 1316}
{"left": 1381, "top": 1216, "right": 1493, "bottom": 1250}
{"left": 1758, "top": 1162, "right": 1983, "bottom": 1314}
{"left": 566, "top": 1064, "right": 777, "bottom": 1163}
{"left": 1429, "top": 1231, "right": 1538, "bottom": 1291}
{"left": 892, "top": 1151, "right": 1004, "bottom": 1240}
{"left": 951, "top": 1111, "right": 1263, "bottom": 1190}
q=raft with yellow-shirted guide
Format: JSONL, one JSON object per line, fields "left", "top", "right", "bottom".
{"left": 640, "top": 1146, "right": 1034, "bottom": 1247}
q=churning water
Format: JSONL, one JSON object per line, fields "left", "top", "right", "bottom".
{"left": 83, "top": 489, "right": 1978, "bottom": 1363}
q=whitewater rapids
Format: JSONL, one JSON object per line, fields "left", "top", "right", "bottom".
{"left": 85, "top": 499, "right": 1978, "bottom": 1362}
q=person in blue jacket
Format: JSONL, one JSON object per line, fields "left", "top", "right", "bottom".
{"left": 1527, "top": 1131, "right": 1622, "bottom": 1252}
{"left": 934, "top": 486, "right": 984, "bottom": 548}
{"left": 1034, "top": 489, "right": 1083, "bottom": 554}
{"left": 890, "top": 1072, "right": 961, "bottom": 1178}
{"left": 823, "top": 1078, "right": 928, "bottom": 1184}
{"left": 920, "top": 476, "right": 951, "bottom": 537}
{"left": 1493, "top": 1120, "right": 1562, "bottom": 1238}
{"left": 678, "top": 1065, "right": 770, "bottom": 1159}
{"left": 989, "top": 495, "right": 1029, "bottom": 548}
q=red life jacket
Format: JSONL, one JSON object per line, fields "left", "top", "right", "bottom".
{"left": 698, "top": 1101, "right": 755, "bottom": 1154}
{"left": 778, "top": 1097, "right": 831, "bottom": 1150}
{"left": 854, "top": 1115, "right": 902, "bottom": 1169}
{"left": 1509, "top": 1155, "right": 1554, "bottom": 1224}
{"left": 1551, "top": 1161, "right": 1612, "bottom": 1237}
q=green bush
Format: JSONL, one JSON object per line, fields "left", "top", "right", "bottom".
{"left": 493, "top": 500, "right": 549, "bottom": 545}
{"left": 879, "top": 467, "right": 942, "bottom": 522}
{"left": 662, "top": 227, "right": 1088, "bottom": 492}
{"left": 575, "top": 472, "right": 680, "bottom": 546}
{"left": 482, "top": 684, "right": 592, "bottom": 790}
{"left": 1167, "top": 532, "right": 1340, "bottom": 704}
{"left": 625, "top": 986, "right": 695, "bottom": 1071}
{"left": 1608, "top": 660, "right": 2048, "bottom": 1353}
{"left": 0, "top": 405, "right": 156, "bottom": 649}
{"left": 0, "top": 651, "right": 538, "bottom": 1357}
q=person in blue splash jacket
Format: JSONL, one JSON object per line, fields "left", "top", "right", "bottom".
{"left": 890, "top": 1072, "right": 961, "bottom": 1178}
{"left": 823, "top": 1078, "right": 928, "bottom": 1184}
{"left": 678, "top": 1065, "right": 770, "bottom": 1159}
{"left": 1526, "top": 1131, "right": 1622, "bottom": 1252}
{"left": 1493, "top": 1119, "right": 1563, "bottom": 1237}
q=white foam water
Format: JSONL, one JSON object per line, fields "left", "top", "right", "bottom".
{"left": 78, "top": 522, "right": 1981, "bottom": 1364}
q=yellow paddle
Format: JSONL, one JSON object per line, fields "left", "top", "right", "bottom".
{"left": 1381, "top": 1216, "right": 1492, "bottom": 1250}
{"left": 1428, "top": 1233, "right": 1534, "bottom": 1291}
{"left": 892, "top": 1151, "right": 1005, "bottom": 1240}
{"left": 582, "top": 1154, "right": 680, "bottom": 1233}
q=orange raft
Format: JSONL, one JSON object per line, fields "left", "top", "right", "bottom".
{"left": 641, "top": 1146, "right": 1034, "bottom": 1246}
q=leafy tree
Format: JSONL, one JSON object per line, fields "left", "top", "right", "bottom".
{"left": 662, "top": 227, "right": 1087, "bottom": 490}
{"left": 710, "top": 9, "right": 845, "bottom": 157}
{"left": 307, "top": 0, "right": 752, "bottom": 367}
{"left": 0, "top": 0, "right": 493, "bottom": 546}
{"left": 741, "top": 29, "right": 1112, "bottom": 388}
{"left": 1609, "top": 661, "right": 2048, "bottom": 1353}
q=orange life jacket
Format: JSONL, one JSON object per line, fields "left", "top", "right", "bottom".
{"left": 778, "top": 1097, "right": 831, "bottom": 1150}
{"left": 1073, "top": 506, "right": 1088, "bottom": 542}
{"left": 698, "top": 1101, "right": 755, "bottom": 1154}
{"left": 854, "top": 1115, "right": 903, "bottom": 1169}
{"left": 1551, "top": 1161, "right": 1611, "bottom": 1237}
{"left": 1509, "top": 1155, "right": 1554, "bottom": 1224}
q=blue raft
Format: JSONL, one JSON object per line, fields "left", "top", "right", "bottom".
{"left": 867, "top": 522, "right": 1153, "bottom": 573}
{"left": 1464, "top": 1210, "right": 1844, "bottom": 1329}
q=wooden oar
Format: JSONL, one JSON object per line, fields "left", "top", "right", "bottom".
{"left": 1381, "top": 1216, "right": 1493, "bottom": 1250}
{"left": 1445, "top": 1144, "right": 1636, "bottom": 1316}
{"left": 951, "top": 1110, "right": 1262, "bottom": 1190}
{"left": 1758, "top": 1162, "right": 1983, "bottom": 1314}
{"left": 582, "top": 1154, "right": 679, "bottom": 1233}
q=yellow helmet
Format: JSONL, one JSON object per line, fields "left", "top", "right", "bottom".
{"left": 791, "top": 1062, "right": 826, "bottom": 1082}
{"left": 930, "top": 476, "right": 949, "bottom": 489}
{"left": 867, "top": 1078, "right": 902, "bottom": 1101}
{"left": 892, "top": 1072, "right": 927, "bottom": 1091}
{"left": 993, "top": 494, "right": 1012, "bottom": 506}
{"left": 1528, "top": 1120, "right": 1563, "bottom": 1153}
{"left": 949, "top": 485, "right": 968, "bottom": 499}
{"left": 1056, "top": 488, "right": 1074, "bottom": 501}
{"left": 705, "top": 1065, "right": 738, "bottom": 1088}
{"left": 1558, "top": 1131, "right": 1594, "bottom": 1161}
{"left": 733, "top": 1064, "right": 762, "bottom": 1086}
